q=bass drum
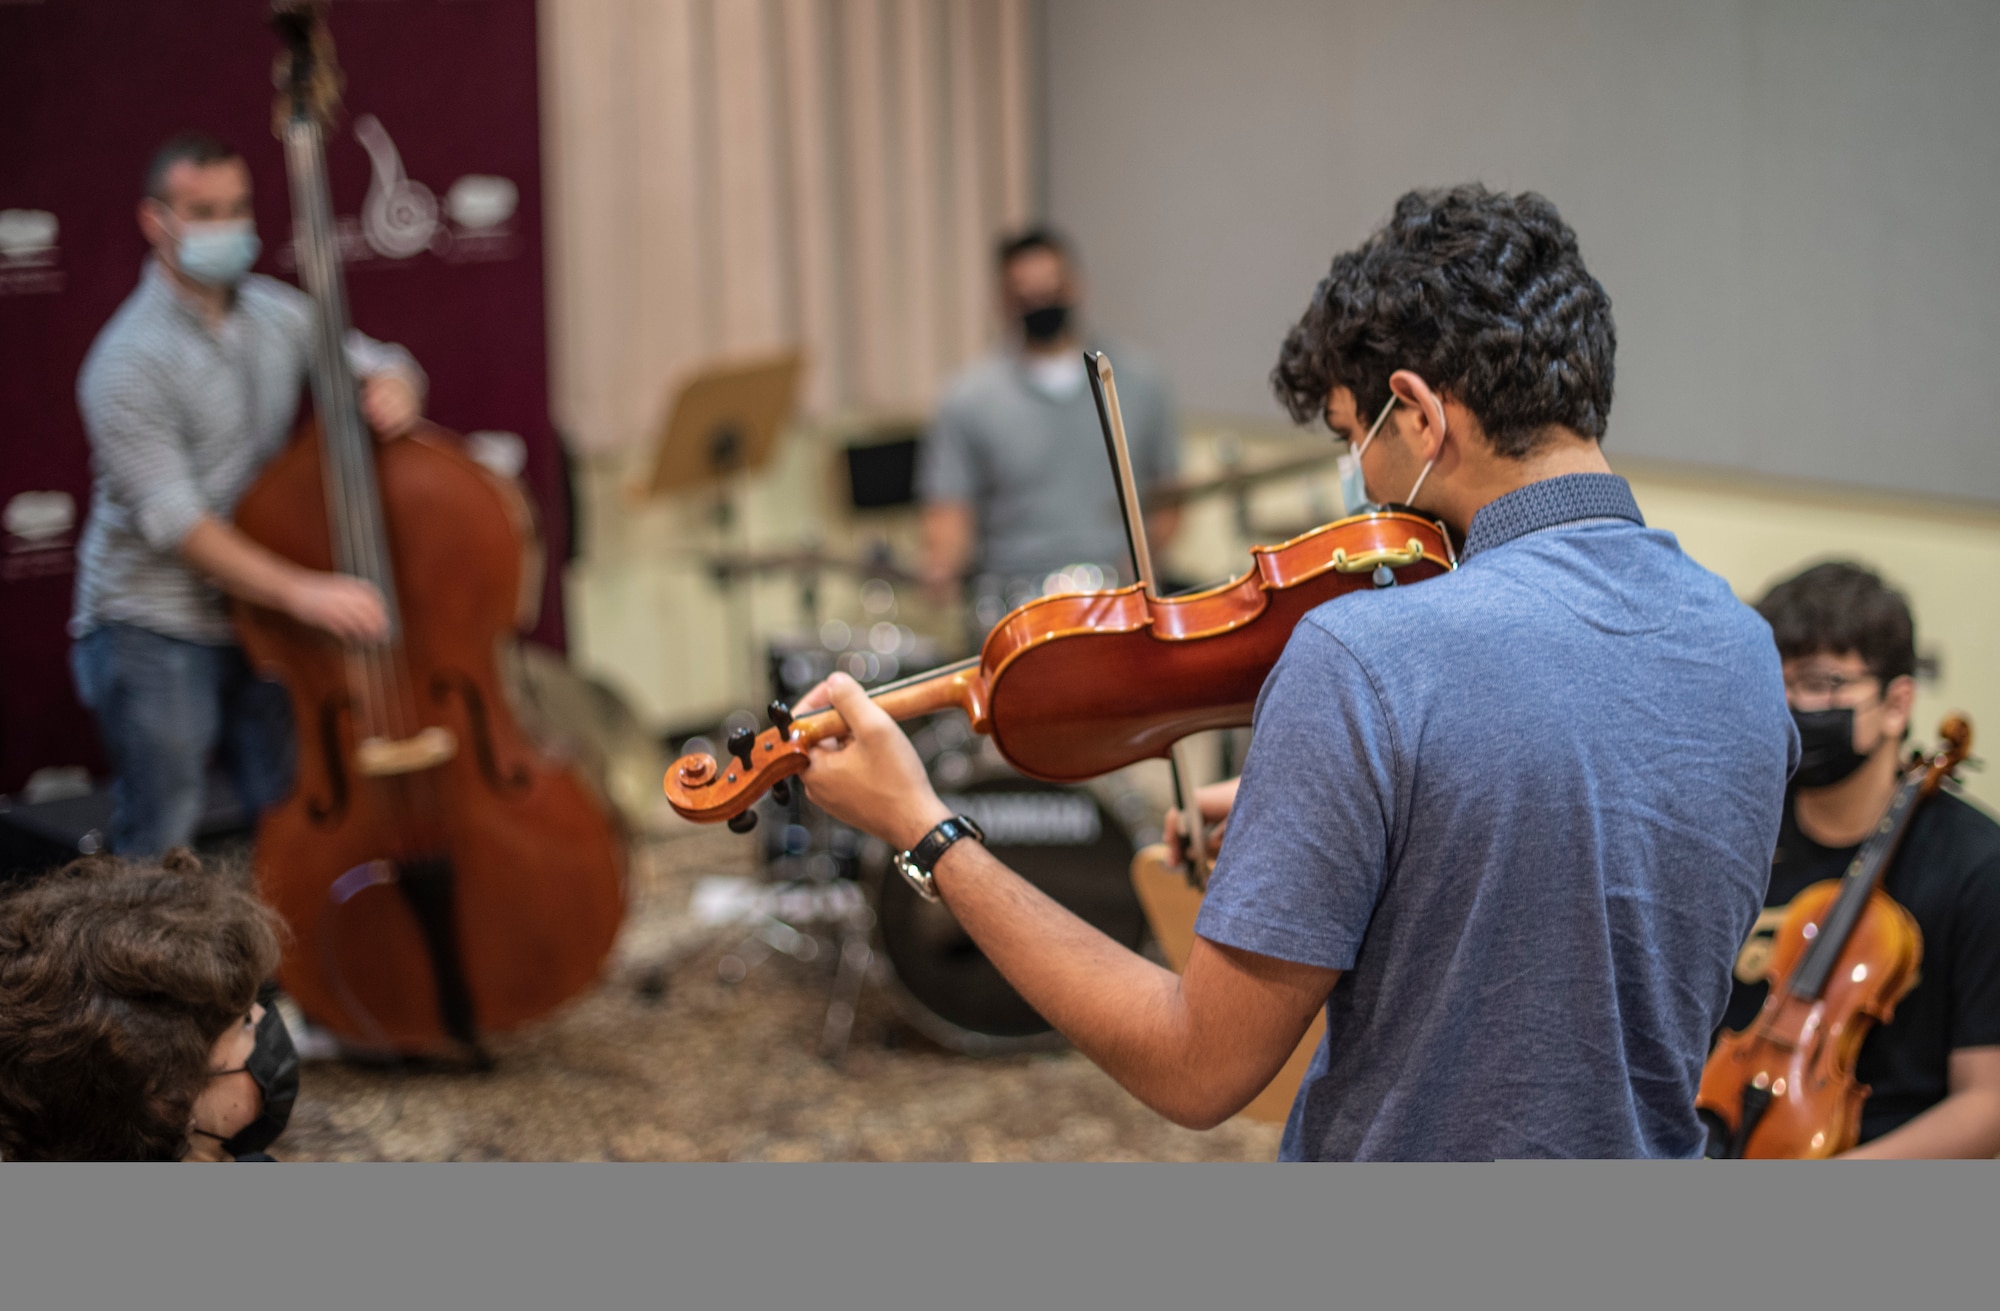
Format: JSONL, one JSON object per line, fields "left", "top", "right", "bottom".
{"left": 873, "top": 749, "right": 1150, "bottom": 1054}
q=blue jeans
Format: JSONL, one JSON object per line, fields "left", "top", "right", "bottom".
{"left": 70, "top": 624, "right": 295, "bottom": 857}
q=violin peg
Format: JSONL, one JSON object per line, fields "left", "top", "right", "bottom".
{"left": 726, "top": 726, "right": 757, "bottom": 769}
{"left": 771, "top": 779, "right": 793, "bottom": 806}
{"left": 727, "top": 809, "right": 759, "bottom": 834}
{"left": 769, "top": 700, "right": 794, "bottom": 736}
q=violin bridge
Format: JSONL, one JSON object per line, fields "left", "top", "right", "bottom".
{"left": 356, "top": 726, "right": 459, "bottom": 777}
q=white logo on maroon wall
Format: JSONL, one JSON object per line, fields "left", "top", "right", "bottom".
{"left": 2, "top": 490, "right": 77, "bottom": 581}
{"left": 446, "top": 176, "right": 518, "bottom": 230}
{"left": 279, "top": 116, "right": 521, "bottom": 270}
{"left": 355, "top": 113, "right": 441, "bottom": 259}
{"left": 0, "top": 209, "right": 65, "bottom": 296}
{"left": 0, "top": 209, "right": 58, "bottom": 259}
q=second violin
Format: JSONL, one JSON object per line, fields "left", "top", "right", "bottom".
{"left": 1697, "top": 716, "right": 1973, "bottom": 1157}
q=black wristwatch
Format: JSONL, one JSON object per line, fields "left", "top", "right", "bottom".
{"left": 892, "top": 815, "right": 986, "bottom": 903}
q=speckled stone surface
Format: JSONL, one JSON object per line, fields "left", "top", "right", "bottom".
{"left": 277, "top": 826, "right": 1284, "bottom": 1162}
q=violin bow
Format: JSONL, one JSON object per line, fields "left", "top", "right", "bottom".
{"left": 1087, "top": 351, "right": 1213, "bottom": 890}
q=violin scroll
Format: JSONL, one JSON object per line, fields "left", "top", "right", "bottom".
{"left": 1919, "top": 714, "right": 1973, "bottom": 796}
{"left": 666, "top": 720, "right": 814, "bottom": 824}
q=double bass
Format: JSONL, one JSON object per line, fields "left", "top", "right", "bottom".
{"left": 233, "top": 2, "right": 625, "bottom": 1059}
{"left": 1697, "top": 716, "right": 1974, "bottom": 1157}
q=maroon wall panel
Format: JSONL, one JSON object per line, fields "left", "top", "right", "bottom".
{"left": 0, "top": 0, "right": 566, "bottom": 794}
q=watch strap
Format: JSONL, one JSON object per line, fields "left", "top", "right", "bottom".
{"left": 908, "top": 814, "right": 985, "bottom": 875}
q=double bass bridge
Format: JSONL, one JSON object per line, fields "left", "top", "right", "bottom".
{"left": 355, "top": 726, "right": 459, "bottom": 777}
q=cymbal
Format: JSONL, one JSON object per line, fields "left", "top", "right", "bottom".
{"left": 1146, "top": 447, "right": 1340, "bottom": 510}
{"left": 701, "top": 546, "right": 920, "bottom": 587}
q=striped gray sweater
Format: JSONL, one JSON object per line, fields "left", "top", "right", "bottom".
{"left": 72, "top": 259, "right": 420, "bottom": 644}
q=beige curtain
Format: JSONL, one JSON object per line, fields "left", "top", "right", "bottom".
{"left": 540, "top": 0, "right": 1038, "bottom": 454}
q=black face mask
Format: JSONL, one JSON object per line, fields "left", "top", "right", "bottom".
{"left": 211, "top": 1003, "right": 300, "bottom": 1158}
{"left": 1020, "top": 302, "right": 1071, "bottom": 343}
{"left": 1791, "top": 706, "right": 1875, "bottom": 789}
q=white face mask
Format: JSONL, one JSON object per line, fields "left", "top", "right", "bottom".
{"left": 1335, "top": 391, "right": 1439, "bottom": 514}
{"left": 166, "top": 215, "right": 261, "bottom": 288}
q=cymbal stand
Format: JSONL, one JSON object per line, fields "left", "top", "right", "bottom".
{"left": 708, "top": 682, "right": 887, "bottom": 1067}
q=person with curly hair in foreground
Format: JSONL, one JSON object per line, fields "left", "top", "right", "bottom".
{"left": 0, "top": 851, "right": 296, "bottom": 1161}
{"left": 790, "top": 185, "right": 1799, "bottom": 1159}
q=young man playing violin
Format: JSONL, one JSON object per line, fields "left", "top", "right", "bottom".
{"left": 1712, "top": 562, "right": 2000, "bottom": 1158}
{"left": 797, "top": 185, "right": 1798, "bottom": 1160}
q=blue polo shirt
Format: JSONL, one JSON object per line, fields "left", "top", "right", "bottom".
{"left": 1195, "top": 474, "right": 1798, "bottom": 1160}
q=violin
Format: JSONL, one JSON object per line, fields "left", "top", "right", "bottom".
{"left": 231, "top": 3, "right": 625, "bottom": 1058}
{"left": 666, "top": 357, "right": 1455, "bottom": 831}
{"left": 1697, "top": 715, "right": 1974, "bottom": 1158}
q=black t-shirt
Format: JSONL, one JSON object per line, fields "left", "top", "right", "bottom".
{"left": 1718, "top": 787, "right": 2000, "bottom": 1143}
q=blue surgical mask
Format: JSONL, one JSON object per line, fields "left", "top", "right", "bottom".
{"left": 174, "top": 219, "right": 261, "bottom": 288}
{"left": 1336, "top": 393, "right": 1400, "bottom": 515}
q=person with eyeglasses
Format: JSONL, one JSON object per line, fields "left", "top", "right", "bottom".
{"left": 1716, "top": 561, "right": 2000, "bottom": 1157}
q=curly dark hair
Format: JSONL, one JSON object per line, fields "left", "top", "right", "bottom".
{"left": 1272, "top": 185, "right": 1617, "bottom": 458}
{"left": 1754, "top": 561, "right": 1916, "bottom": 686}
{"left": 0, "top": 851, "right": 281, "bottom": 1162}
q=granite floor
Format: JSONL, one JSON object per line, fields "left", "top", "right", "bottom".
{"left": 277, "top": 824, "right": 1283, "bottom": 1162}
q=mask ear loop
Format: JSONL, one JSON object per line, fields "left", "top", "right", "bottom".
{"left": 1353, "top": 392, "right": 1398, "bottom": 461}
{"left": 1404, "top": 394, "right": 1444, "bottom": 507}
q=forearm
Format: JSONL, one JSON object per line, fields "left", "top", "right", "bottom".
{"left": 929, "top": 840, "right": 1238, "bottom": 1128}
{"left": 921, "top": 502, "right": 975, "bottom": 593}
{"left": 1842, "top": 1047, "right": 2000, "bottom": 1158}
{"left": 179, "top": 516, "right": 305, "bottom": 611}
{"left": 1840, "top": 1088, "right": 2000, "bottom": 1159}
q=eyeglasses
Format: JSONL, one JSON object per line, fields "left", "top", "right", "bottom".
{"left": 1784, "top": 671, "right": 1878, "bottom": 711}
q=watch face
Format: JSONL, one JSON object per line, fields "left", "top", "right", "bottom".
{"left": 894, "top": 850, "right": 938, "bottom": 902}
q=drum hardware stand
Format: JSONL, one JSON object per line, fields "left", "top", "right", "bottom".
{"left": 702, "top": 695, "right": 888, "bottom": 1067}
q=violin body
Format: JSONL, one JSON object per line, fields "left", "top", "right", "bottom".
{"left": 1696, "top": 879, "right": 1922, "bottom": 1158}
{"left": 978, "top": 511, "right": 1455, "bottom": 781}
{"left": 235, "top": 420, "right": 627, "bottom": 1052}
{"left": 666, "top": 509, "right": 1454, "bottom": 822}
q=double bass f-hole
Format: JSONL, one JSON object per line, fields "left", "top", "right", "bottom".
{"left": 430, "top": 671, "right": 530, "bottom": 794}
{"left": 306, "top": 692, "right": 352, "bottom": 824}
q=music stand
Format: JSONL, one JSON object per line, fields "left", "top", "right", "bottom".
{"left": 631, "top": 351, "right": 804, "bottom": 709}
{"left": 632, "top": 351, "right": 803, "bottom": 507}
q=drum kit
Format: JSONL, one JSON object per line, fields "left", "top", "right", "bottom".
{"left": 686, "top": 551, "right": 1156, "bottom": 1062}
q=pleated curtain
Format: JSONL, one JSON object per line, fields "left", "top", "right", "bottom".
{"left": 540, "top": 0, "right": 1039, "bottom": 454}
